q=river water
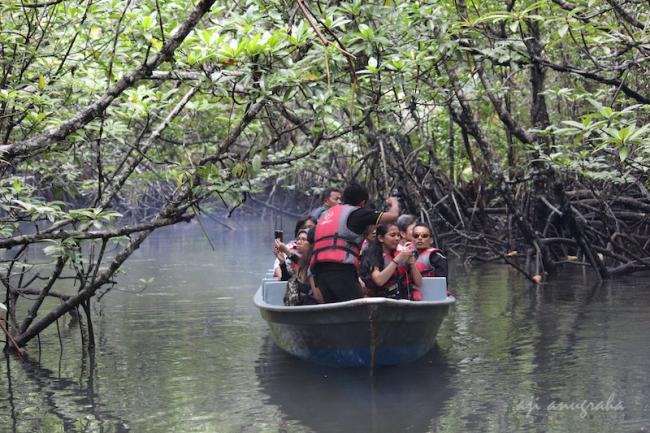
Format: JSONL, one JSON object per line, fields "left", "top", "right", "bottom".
{"left": 1, "top": 217, "right": 649, "bottom": 433}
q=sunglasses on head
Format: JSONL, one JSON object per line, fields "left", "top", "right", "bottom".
{"left": 413, "top": 233, "right": 430, "bottom": 239}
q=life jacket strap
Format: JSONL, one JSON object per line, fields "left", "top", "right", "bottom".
{"left": 316, "top": 233, "right": 358, "bottom": 243}
{"left": 312, "top": 245, "right": 360, "bottom": 258}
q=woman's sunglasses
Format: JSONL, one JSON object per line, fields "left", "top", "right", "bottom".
{"left": 413, "top": 233, "right": 430, "bottom": 239}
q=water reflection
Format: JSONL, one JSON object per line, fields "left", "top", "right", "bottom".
{"left": 436, "top": 268, "right": 650, "bottom": 433}
{"left": 3, "top": 350, "right": 129, "bottom": 433}
{"left": 4, "top": 354, "right": 18, "bottom": 433}
{"left": 256, "top": 336, "right": 456, "bottom": 433}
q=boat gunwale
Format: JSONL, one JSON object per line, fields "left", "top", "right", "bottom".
{"left": 254, "top": 286, "right": 456, "bottom": 313}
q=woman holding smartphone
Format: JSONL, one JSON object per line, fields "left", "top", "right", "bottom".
{"left": 359, "top": 223, "right": 423, "bottom": 300}
{"left": 272, "top": 217, "right": 317, "bottom": 280}
{"left": 274, "top": 229, "right": 323, "bottom": 305}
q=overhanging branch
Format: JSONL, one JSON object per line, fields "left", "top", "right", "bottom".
{"left": 0, "top": 0, "right": 217, "bottom": 162}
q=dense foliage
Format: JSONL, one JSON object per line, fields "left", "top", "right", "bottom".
{"left": 2, "top": 0, "right": 650, "bottom": 349}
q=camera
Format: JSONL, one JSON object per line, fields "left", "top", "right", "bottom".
{"left": 274, "top": 230, "right": 283, "bottom": 242}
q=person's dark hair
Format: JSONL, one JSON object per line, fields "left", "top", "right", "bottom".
{"left": 396, "top": 214, "right": 417, "bottom": 232}
{"left": 294, "top": 216, "right": 318, "bottom": 237}
{"left": 359, "top": 223, "right": 397, "bottom": 283}
{"left": 362, "top": 224, "right": 376, "bottom": 239}
{"left": 296, "top": 242, "right": 313, "bottom": 282}
{"left": 306, "top": 226, "right": 316, "bottom": 244}
{"left": 320, "top": 187, "right": 341, "bottom": 203}
{"left": 294, "top": 218, "right": 307, "bottom": 238}
{"left": 412, "top": 223, "right": 432, "bottom": 234}
{"left": 288, "top": 228, "right": 312, "bottom": 282}
{"left": 342, "top": 180, "right": 369, "bottom": 206}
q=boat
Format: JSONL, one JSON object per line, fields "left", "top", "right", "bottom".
{"left": 254, "top": 274, "right": 455, "bottom": 367}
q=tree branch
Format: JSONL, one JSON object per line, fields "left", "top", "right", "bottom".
{"left": 0, "top": 0, "right": 217, "bottom": 162}
{"left": 0, "top": 214, "right": 192, "bottom": 249}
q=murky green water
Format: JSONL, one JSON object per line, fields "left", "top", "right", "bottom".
{"left": 1, "top": 217, "right": 649, "bottom": 433}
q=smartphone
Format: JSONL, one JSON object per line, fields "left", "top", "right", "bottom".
{"left": 274, "top": 230, "right": 283, "bottom": 242}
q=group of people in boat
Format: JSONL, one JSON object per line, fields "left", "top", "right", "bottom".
{"left": 272, "top": 181, "right": 447, "bottom": 306}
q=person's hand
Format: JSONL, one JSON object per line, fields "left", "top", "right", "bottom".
{"left": 396, "top": 243, "right": 417, "bottom": 264}
{"left": 275, "top": 238, "right": 290, "bottom": 255}
{"left": 385, "top": 197, "right": 399, "bottom": 208}
{"left": 395, "top": 248, "right": 413, "bottom": 264}
{"left": 403, "top": 242, "right": 418, "bottom": 264}
{"left": 407, "top": 252, "right": 417, "bottom": 265}
{"left": 273, "top": 246, "right": 285, "bottom": 263}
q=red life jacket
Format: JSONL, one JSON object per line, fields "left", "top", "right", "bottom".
{"left": 311, "top": 205, "right": 364, "bottom": 268}
{"left": 415, "top": 248, "right": 442, "bottom": 277}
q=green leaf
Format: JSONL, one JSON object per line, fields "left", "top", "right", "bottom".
{"left": 619, "top": 146, "right": 629, "bottom": 161}
{"left": 252, "top": 154, "right": 262, "bottom": 172}
{"left": 150, "top": 37, "right": 163, "bottom": 50}
{"left": 561, "top": 120, "right": 588, "bottom": 130}
{"left": 231, "top": 163, "right": 245, "bottom": 178}
{"left": 43, "top": 244, "right": 63, "bottom": 256}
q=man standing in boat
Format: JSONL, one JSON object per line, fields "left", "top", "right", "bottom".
{"left": 310, "top": 181, "right": 400, "bottom": 303}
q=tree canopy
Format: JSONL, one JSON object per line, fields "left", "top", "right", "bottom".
{"left": 2, "top": 0, "right": 650, "bottom": 349}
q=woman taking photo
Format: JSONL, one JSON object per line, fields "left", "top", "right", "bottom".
{"left": 274, "top": 229, "right": 323, "bottom": 305}
{"left": 359, "top": 223, "right": 423, "bottom": 300}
